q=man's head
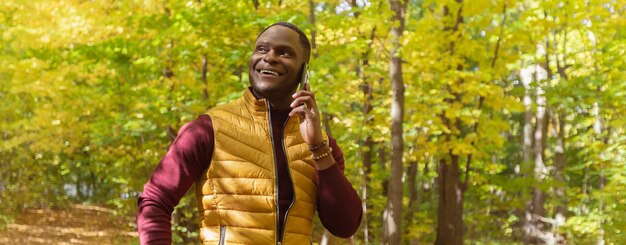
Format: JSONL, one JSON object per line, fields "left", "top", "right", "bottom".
{"left": 249, "top": 22, "right": 311, "bottom": 101}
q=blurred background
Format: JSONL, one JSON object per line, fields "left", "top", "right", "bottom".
{"left": 1, "top": 0, "right": 624, "bottom": 244}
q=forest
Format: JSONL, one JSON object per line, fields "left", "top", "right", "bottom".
{"left": 1, "top": 0, "right": 624, "bottom": 244}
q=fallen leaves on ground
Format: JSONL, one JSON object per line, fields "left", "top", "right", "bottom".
{"left": 0, "top": 204, "right": 137, "bottom": 245}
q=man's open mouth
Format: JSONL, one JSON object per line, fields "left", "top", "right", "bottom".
{"left": 258, "top": 69, "right": 280, "bottom": 76}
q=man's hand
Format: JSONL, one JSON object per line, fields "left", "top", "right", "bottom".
{"left": 288, "top": 84, "right": 336, "bottom": 170}
{"left": 289, "top": 83, "right": 324, "bottom": 147}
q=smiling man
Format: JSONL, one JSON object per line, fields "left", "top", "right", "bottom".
{"left": 137, "top": 22, "right": 362, "bottom": 244}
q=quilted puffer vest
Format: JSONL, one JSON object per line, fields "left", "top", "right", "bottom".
{"left": 196, "top": 88, "right": 325, "bottom": 244}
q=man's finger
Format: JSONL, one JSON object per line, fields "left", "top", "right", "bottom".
{"left": 293, "top": 90, "right": 315, "bottom": 99}
{"left": 290, "top": 96, "right": 313, "bottom": 108}
{"left": 289, "top": 105, "right": 308, "bottom": 117}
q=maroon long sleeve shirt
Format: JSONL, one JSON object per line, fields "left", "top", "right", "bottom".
{"left": 137, "top": 110, "right": 362, "bottom": 244}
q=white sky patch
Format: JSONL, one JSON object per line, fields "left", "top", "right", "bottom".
{"left": 587, "top": 31, "right": 596, "bottom": 47}
{"left": 335, "top": 0, "right": 371, "bottom": 14}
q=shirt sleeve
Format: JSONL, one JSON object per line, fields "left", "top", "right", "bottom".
{"left": 137, "top": 115, "right": 214, "bottom": 245}
{"left": 316, "top": 137, "right": 363, "bottom": 238}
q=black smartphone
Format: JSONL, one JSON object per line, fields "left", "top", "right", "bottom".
{"left": 299, "top": 63, "right": 309, "bottom": 91}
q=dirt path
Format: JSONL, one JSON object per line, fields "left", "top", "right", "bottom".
{"left": 0, "top": 204, "right": 137, "bottom": 245}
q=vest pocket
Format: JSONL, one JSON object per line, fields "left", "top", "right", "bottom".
{"left": 219, "top": 225, "right": 226, "bottom": 245}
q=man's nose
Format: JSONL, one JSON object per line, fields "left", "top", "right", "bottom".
{"left": 262, "top": 51, "right": 279, "bottom": 63}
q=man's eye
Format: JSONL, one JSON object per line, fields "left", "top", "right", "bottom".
{"left": 279, "top": 51, "right": 291, "bottom": 56}
{"left": 256, "top": 47, "right": 267, "bottom": 53}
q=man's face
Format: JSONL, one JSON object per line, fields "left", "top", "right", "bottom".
{"left": 249, "top": 25, "right": 305, "bottom": 100}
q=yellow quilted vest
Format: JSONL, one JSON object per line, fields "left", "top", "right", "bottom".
{"left": 196, "top": 88, "right": 325, "bottom": 244}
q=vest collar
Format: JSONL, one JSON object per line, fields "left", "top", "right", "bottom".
{"left": 242, "top": 88, "right": 299, "bottom": 128}
{"left": 243, "top": 87, "right": 268, "bottom": 112}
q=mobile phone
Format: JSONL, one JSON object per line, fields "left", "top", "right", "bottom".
{"left": 299, "top": 63, "right": 309, "bottom": 91}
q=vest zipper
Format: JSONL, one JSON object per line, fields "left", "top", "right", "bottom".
{"left": 266, "top": 101, "right": 296, "bottom": 245}
{"left": 266, "top": 101, "right": 282, "bottom": 245}
{"left": 279, "top": 116, "right": 295, "bottom": 244}
{"left": 219, "top": 225, "right": 226, "bottom": 245}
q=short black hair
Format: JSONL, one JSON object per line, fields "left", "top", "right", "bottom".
{"left": 257, "top": 22, "right": 311, "bottom": 62}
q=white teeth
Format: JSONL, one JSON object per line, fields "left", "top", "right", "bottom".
{"left": 260, "top": 70, "right": 279, "bottom": 76}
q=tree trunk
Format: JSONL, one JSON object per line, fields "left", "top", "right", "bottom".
{"left": 308, "top": 0, "right": 317, "bottom": 58}
{"left": 405, "top": 157, "right": 418, "bottom": 244}
{"left": 201, "top": 54, "right": 208, "bottom": 99}
{"left": 520, "top": 65, "right": 534, "bottom": 240}
{"left": 252, "top": 0, "right": 259, "bottom": 10}
{"left": 434, "top": 2, "right": 466, "bottom": 244}
{"left": 435, "top": 155, "right": 464, "bottom": 245}
{"left": 522, "top": 62, "right": 549, "bottom": 243}
{"left": 360, "top": 76, "right": 374, "bottom": 242}
{"left": 420, "top": 159, "right": 431, "bottom": 201}
{"left": 552, "top": 28, "right": 568, "bottom": 239}
{"left": 320, "top": 230, "right": 330, "bottom": 245}
{"left": 357, "top": 24, "right": 376, "bottom": 245}
{"left": 553, "top": 110, "right": 566, "bottom": 242}
{"left": 362, "top": 136, "right": 373, "bottom": 243}
{"left": 89, "top": 169, "right": 97, "bottom": 199}
{"left": 383, "top": 0, "right": 407, "bottom": 244}
{"left": 531, "top": 84, "right": 548, "bottom": 241}
{"left": 75, "top": 181, "right": 83, "bottom": 200}
{"left": 322, "top": 113, "right": 333, "bottom": 138}
{"left": 379, "top": 145, "right": 389, "bottom": 196}
{"left": 593, "top": 101, "right": 606, "bottom": 245}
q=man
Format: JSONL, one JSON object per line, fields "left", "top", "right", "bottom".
{"left": 137, "top": 22, "right": 362, "bottom": 244}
